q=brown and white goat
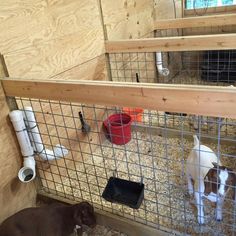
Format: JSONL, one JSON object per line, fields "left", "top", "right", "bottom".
{"left": 186, "top": 135, "right": 236, "bottom": 224}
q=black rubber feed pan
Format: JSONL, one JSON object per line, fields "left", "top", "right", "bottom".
{"left": 102, "top": 177, "right": 144, "bottom": 209}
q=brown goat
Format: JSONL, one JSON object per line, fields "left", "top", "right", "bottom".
{"left": 0, "top": 202, "right": 96, "bottom": 236}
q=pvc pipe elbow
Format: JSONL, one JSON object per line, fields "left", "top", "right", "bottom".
{"left": 155, "top": 52, "right": 169, "bottom": 77}
{"left": 39, "top": 145, "right": 69, "bottom": 161}
{"left": 159, "top": 68, "right": 170, "bottom": 76}
{"left": 18, "top": 156, "right": 36, "bottom": 183}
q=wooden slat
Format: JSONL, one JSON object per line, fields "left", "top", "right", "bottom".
{"left": 105, "top": 34, "right": 236, "bottom": 53}
{"left": 2, "top": 78, "right": 236, "bottom": 119}
{"left": 154, "top": 14, "right": 236, "bottom": 30}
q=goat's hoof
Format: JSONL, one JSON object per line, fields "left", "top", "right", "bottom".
{"left": 215, "top": 216, "right": 223, "bottom": 222}
{"left": 215, "top": 212, "right": 223, "bottom": 222}
{"left": 197, "top": 216, "right": 205, "bottom": 225}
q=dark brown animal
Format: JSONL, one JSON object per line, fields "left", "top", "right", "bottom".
{"left": 0, "top": 202, "right": 96, "bottom": 236}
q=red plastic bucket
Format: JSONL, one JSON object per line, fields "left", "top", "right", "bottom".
{"left": 103, "top": 113, "right": 132, "bottom": 145}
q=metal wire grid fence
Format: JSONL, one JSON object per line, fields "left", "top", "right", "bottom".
{"left": 108, "top": 50, "right": 236, "bottom": 85}
{"left": 108, "top": 48, "right": 236, "bottom": 137}
{"left": 15, "top": 96, "right": 236, "bottom": 235}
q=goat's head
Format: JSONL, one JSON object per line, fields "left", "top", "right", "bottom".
{"left": 204, "top": 162, "right": 236, "bottom": 199}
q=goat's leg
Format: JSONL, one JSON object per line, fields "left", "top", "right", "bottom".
{"left": 215, "top": 196, "right": 225, "bottom": 221}
{"left": 195, "top": 181, "right": 205, "bottom": 224}
{"left": 187, "top": 174, "right": 194, "bottom": 195}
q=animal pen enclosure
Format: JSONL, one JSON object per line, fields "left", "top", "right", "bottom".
{"left": 1, "top": 75, "right": 236, "bottom": 236}
{"left": 2, "top": 15, "right": 236, "bottom": 236}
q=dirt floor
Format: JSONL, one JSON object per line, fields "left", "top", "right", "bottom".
{"left": 81, "top": 225, "right": 127, "bottom": 236}
{"left": 56, "top": 131, "right": 236, "bottom": 236}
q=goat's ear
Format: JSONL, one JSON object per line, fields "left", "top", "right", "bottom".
{"left": 204, "top": 168, "right": 218, "bottom": 194}
{"left": 230, "top": 172, "right": 236, "bottom": 201}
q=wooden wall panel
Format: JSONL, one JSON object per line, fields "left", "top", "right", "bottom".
{"left": 154, "top": 0, "right": 182, "bottom": 20}
{"left": 0, "top": 62, "right": 36, "bottom": 222}
{"left": 101, "top": 0, "right": 154, "bottom": 40}
{"left": 4, "top": 30, "right": 104, "bottom": 79}
{"left": 0, "top": 0, "right": 105, "bottom": 79}
{"left": 51, "top": 55, "right": 108, "bottom": 81}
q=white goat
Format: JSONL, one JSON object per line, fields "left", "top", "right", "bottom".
{"left": 186, "top": 135, "right": 236, "bottom": 224}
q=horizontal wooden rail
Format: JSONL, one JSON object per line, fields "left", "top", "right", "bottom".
{"left": 105, "top": 34, "right": 236, "bottom": 53}
{"left": 154, "top": 14, "right": 236, "bottom": 30}
{"left": 2, "top": 78, "right": 236, "bottom": 119}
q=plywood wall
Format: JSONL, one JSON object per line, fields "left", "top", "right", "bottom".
{"left": 101, "top": 0, "right": 154, "bottom": 40}
{"left": 0, "top": 0, "right": 105, "bottom": 80}
{"left": 0, "top": 62, "right": 36, "bottom": 222}
{"left": 154, "top": 0, "right": 182, "bottom": 20}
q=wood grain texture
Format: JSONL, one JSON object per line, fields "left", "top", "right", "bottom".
{"left": 154, "top": 0, "right": 182, "bottom": 20}
{"left": 2, "top": 78, "right": 236, "bottom": 119}
{"left": 105, "top": 34, "right": 236, "bottom": 53}
{"left": 154, "top": 14, "right": 236, "bottom": 30}
{"left": 1, "top": 0, "right": 105, "bottom": 79}
{"left": 101, "top": 0, "right": 154, "bottom": 40}
{"left": 51, "top": 55, "right": 107, "bottom": 81}
{"left": 0, "top": 61, "right": 36, "bottom": 223}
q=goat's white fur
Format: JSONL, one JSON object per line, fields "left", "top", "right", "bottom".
{"left": 186, "top": 135, "right": 226, "bottom": 224}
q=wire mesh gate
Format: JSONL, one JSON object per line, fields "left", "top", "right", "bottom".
{"left": 1, "top": 78, "right": 233, "bottom": 236}
{"left": 108, "top": 49, "right": 236, "bottom": 143}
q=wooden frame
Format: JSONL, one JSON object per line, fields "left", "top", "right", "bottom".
{"left": 2, "top": 78, "right": 236, "bottom": 119}
{"left": 154, "top": 14, "right": 236, "bottom": 30}
{"left": 105, "top": 34, "right": 236, "bottom": 53}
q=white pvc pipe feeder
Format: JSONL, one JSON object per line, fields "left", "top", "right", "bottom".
{"left": 23, "top": 107, "right": 69, "bottom": 161}
{"left": 9, "top": 110, "right": 36, "bottom": 183}
{"left": 155, "top": 52, "right": 170, "bottom": 77}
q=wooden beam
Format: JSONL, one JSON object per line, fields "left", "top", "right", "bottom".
{"left": 154, "top": 14, "right": 236, "bottom": 30}
{"left": 2, "top": 78, "right": 236, "bottom": 119}
{"left": 105, "top": 34, "right": 236, "bottom": 53}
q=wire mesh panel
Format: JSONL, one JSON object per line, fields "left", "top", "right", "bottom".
{"left": 109, "top": 52, "right": 157, "bottom": 83}
{"left": 15, "top": 97, "right": 236, "bottom": 235}
{"left": 108, "top": 47, "right": 236, "bottom": 137}
{"left": 109, "top": 50, "right": 236, "bottom": 85}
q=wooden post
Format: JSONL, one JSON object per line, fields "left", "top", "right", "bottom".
{"left": 0, "top": 54, "right": 18, "bottom": 110}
